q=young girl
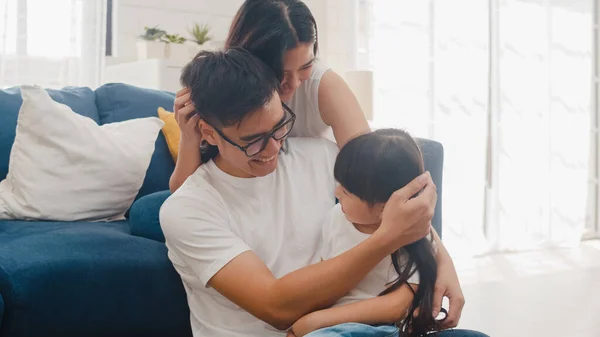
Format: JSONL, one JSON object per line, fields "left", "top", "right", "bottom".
{"left": 290, "top": 129, "right": 444, "bottom": 337}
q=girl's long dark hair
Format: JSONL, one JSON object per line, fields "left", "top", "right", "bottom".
{"left": 225, "top": 0, "right": 319, "bottom": 82}
{"left": 334, "top": 129, "right": 439, "bottom": 336}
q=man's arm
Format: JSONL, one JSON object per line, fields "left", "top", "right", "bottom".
{"left": 209, "top": 234, "right": 394, "bottom": 330}
{"left": 430, "top": 227, "right": 465, "bottom": 328}
{"left": 289, "top": 284, "right": 417, "bottom": 337}
{"left": 163, "top": 171, "right": 435, "bottom": 331}
{"left": 208, "top": 173, "right": 436, "bottom": 330}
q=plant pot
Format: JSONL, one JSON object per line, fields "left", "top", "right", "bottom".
{"left": 188, "top": 44, "right": 201, "bottom": 59}
{"left": 206, "top": 40, "right": 224, "bottom": 51}
{"left": 187, "top": 44, "right": 209, "bottom": 59}
{"left": 187, "top": 41, "right": 226, "bottom": 59}
{"left": 165, "top": 43, "right": 190, "bottom": 63}
{"left": 136, "top": 40, "right": 166, "bottom": 60}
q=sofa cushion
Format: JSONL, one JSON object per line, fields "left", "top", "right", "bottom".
{"left": 95, "top": 84, "right": 176, "bottom": 199}
{"left": 0, "top": 292, "right": 3, "bottom": 331}
{"left": 416, "top": 138, "right": 444, "bottom": 237}
{"left": 0, "top": 86, "right": 164, "bottom": 222}
{"left": 157, "top": 107, "right": 180, "bottom": 163}
{"left": 0, "top": 86, "right": 99, "bottom": 182}
{"left": 0, "top": 220, "right": 191, "bottom": 337}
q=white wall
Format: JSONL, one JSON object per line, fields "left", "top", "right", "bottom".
{"left": 310, "top": 0, "right": 359, "bottom": 75}
{"left": 112, "top": 0, "right": 243, "bottom": 63}
{"left": 110, "top": 0, "right": 359, "bottom": 75}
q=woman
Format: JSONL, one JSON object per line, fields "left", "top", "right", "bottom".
{"left": 132, "top": 0, "right": 475, "bottom": 334}
{"left": 169, "top": 0, "right": 368, "bottom": 191}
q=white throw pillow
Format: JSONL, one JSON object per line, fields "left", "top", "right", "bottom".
{"left": 0, "top": 85, "right": 164, "bottom": 222}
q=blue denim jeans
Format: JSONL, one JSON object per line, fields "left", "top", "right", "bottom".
{"left": 305, "top": 323, "right": 399, "bottom": 337}
{"left": 129, "top": 190, "right": 171, "bottom": 242}
{"left": 305, "top": 323, "right": 490, "bottom": 337}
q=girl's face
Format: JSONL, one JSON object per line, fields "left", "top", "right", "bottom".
{"left": 335, "top": 184, "right": 383, "bottom": 227}
{"left": 279, "top": 42, "right": 315, "bottom": 102}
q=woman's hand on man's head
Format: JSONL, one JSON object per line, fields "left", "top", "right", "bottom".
{"left": 174, "top": 87, "right": 203, "bottom": 147}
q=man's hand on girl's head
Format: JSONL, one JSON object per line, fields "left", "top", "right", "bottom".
{"left": 376, "top": 171, "right": 437, "bottom": 252}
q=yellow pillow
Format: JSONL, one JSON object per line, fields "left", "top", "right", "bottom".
{"left": 157, "top": 107, "right": 181, "bottom": 163}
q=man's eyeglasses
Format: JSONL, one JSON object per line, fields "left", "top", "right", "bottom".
{"left": 209, "top": 103, "right": 296, "bottom": 157}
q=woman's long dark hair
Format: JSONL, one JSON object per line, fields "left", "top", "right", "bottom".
{"left": 333, "top": 129, "right": 439, "bottom": 337}
{"left": 225, "top": 0, "right": 319, "bottom": 82}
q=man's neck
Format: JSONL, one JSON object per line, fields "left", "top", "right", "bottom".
{"left": 213, "top": 155, "right": 254, "bottom": 178}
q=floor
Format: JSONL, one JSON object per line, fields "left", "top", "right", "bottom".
{"left": 453, "top": 240, "right": 600, "bottom": 337}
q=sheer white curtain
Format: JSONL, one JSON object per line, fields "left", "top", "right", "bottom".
{"left": 364, "top": 0, "right": 594, "bottom": 256}
{"left": 0, "top": 0, "right": 106, "bottom": 89}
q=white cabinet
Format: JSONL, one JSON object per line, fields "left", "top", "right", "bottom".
{"left": 103, "top": 59, "right": 185, "bottom": 93}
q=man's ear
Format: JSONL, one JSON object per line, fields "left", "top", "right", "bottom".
{"left": 199, "top": 120, "right": 218, "bottom": 146}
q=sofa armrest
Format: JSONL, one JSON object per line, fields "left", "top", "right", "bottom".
{"left": 416, "top": 138, "right": 444, "bottom": 238}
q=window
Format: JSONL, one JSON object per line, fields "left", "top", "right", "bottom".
{"left": 0, "top": 0, "right": 18, "bottom": 55}
{"left": 362, "top": 0, "right": 597, "bottom": 254}
{"left": 0, "top": 0, "right": 105, "bottom": 89}
{"left": 1, "top": 0, "right": 85, "bottom": 58}
{"left": 105, "top": 0, "right": 112, "bottom": 56}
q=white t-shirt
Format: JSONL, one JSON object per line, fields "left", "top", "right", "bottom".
{"left": 321, "top": 204, "right": 421, "bottom": 308}
{"left": 160, "top": 138, "right": 339, "bottom": 337}
{"left": 287, "top": 61, "right": 334, "bottom": 141}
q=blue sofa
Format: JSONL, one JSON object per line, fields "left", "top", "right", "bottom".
{"left": 0, "top": 84, "right": 191, "bottom": 337}
{"left": 0, "top": 83, "right": 444, "bottom": 336}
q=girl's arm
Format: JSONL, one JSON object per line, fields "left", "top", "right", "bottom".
{"left": 169, "top": 88, "right": 203, "bottom": 192}
{"left": 290, "top": 284, "right": 416, "bottom": 337}
{"left": 318, "top": 70, "right": 371, "bottom": 147}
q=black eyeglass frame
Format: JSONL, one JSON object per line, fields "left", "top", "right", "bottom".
{"left": 206, "top": 103, "right": 296, "bottom": 157}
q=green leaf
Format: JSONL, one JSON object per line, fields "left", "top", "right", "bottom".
{"left": 187, "top": 23, "right": 212, "bottom": 45}
{"left": 139, "top": 25, "right": 166, "bottom": 41}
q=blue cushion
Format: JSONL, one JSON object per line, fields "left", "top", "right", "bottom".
{"left": 0, "top": 292, "right": 3, "bottom": 331}
{"left": 0, "top": 86, "right": 99, "bottom": 181}
{"left": 0, "top": 220, "right": 192, "bottom": 336}
{"left": 94, "top": 83, "right": 176, "bottom": 200}
{"left": 416, "top": 138, "right": 444, "bottom": 237}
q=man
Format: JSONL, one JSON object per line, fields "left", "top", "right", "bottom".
{"left": 160, "top": 48, "right": 455, "bottom": 336}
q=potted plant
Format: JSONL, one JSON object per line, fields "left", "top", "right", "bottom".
{"left": 187, "top": 23, "right": 214, "bottom": 58}
{"left": 137, "top": 26, "right": 167, "bottom": 60}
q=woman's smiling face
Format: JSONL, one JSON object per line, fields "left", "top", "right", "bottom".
{"left": 279, "top": 42, "right": 315, "bottom": 102}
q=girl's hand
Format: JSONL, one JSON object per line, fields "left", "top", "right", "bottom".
{"left": 174, "top": 87, "right": 203, "bottom": 146}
